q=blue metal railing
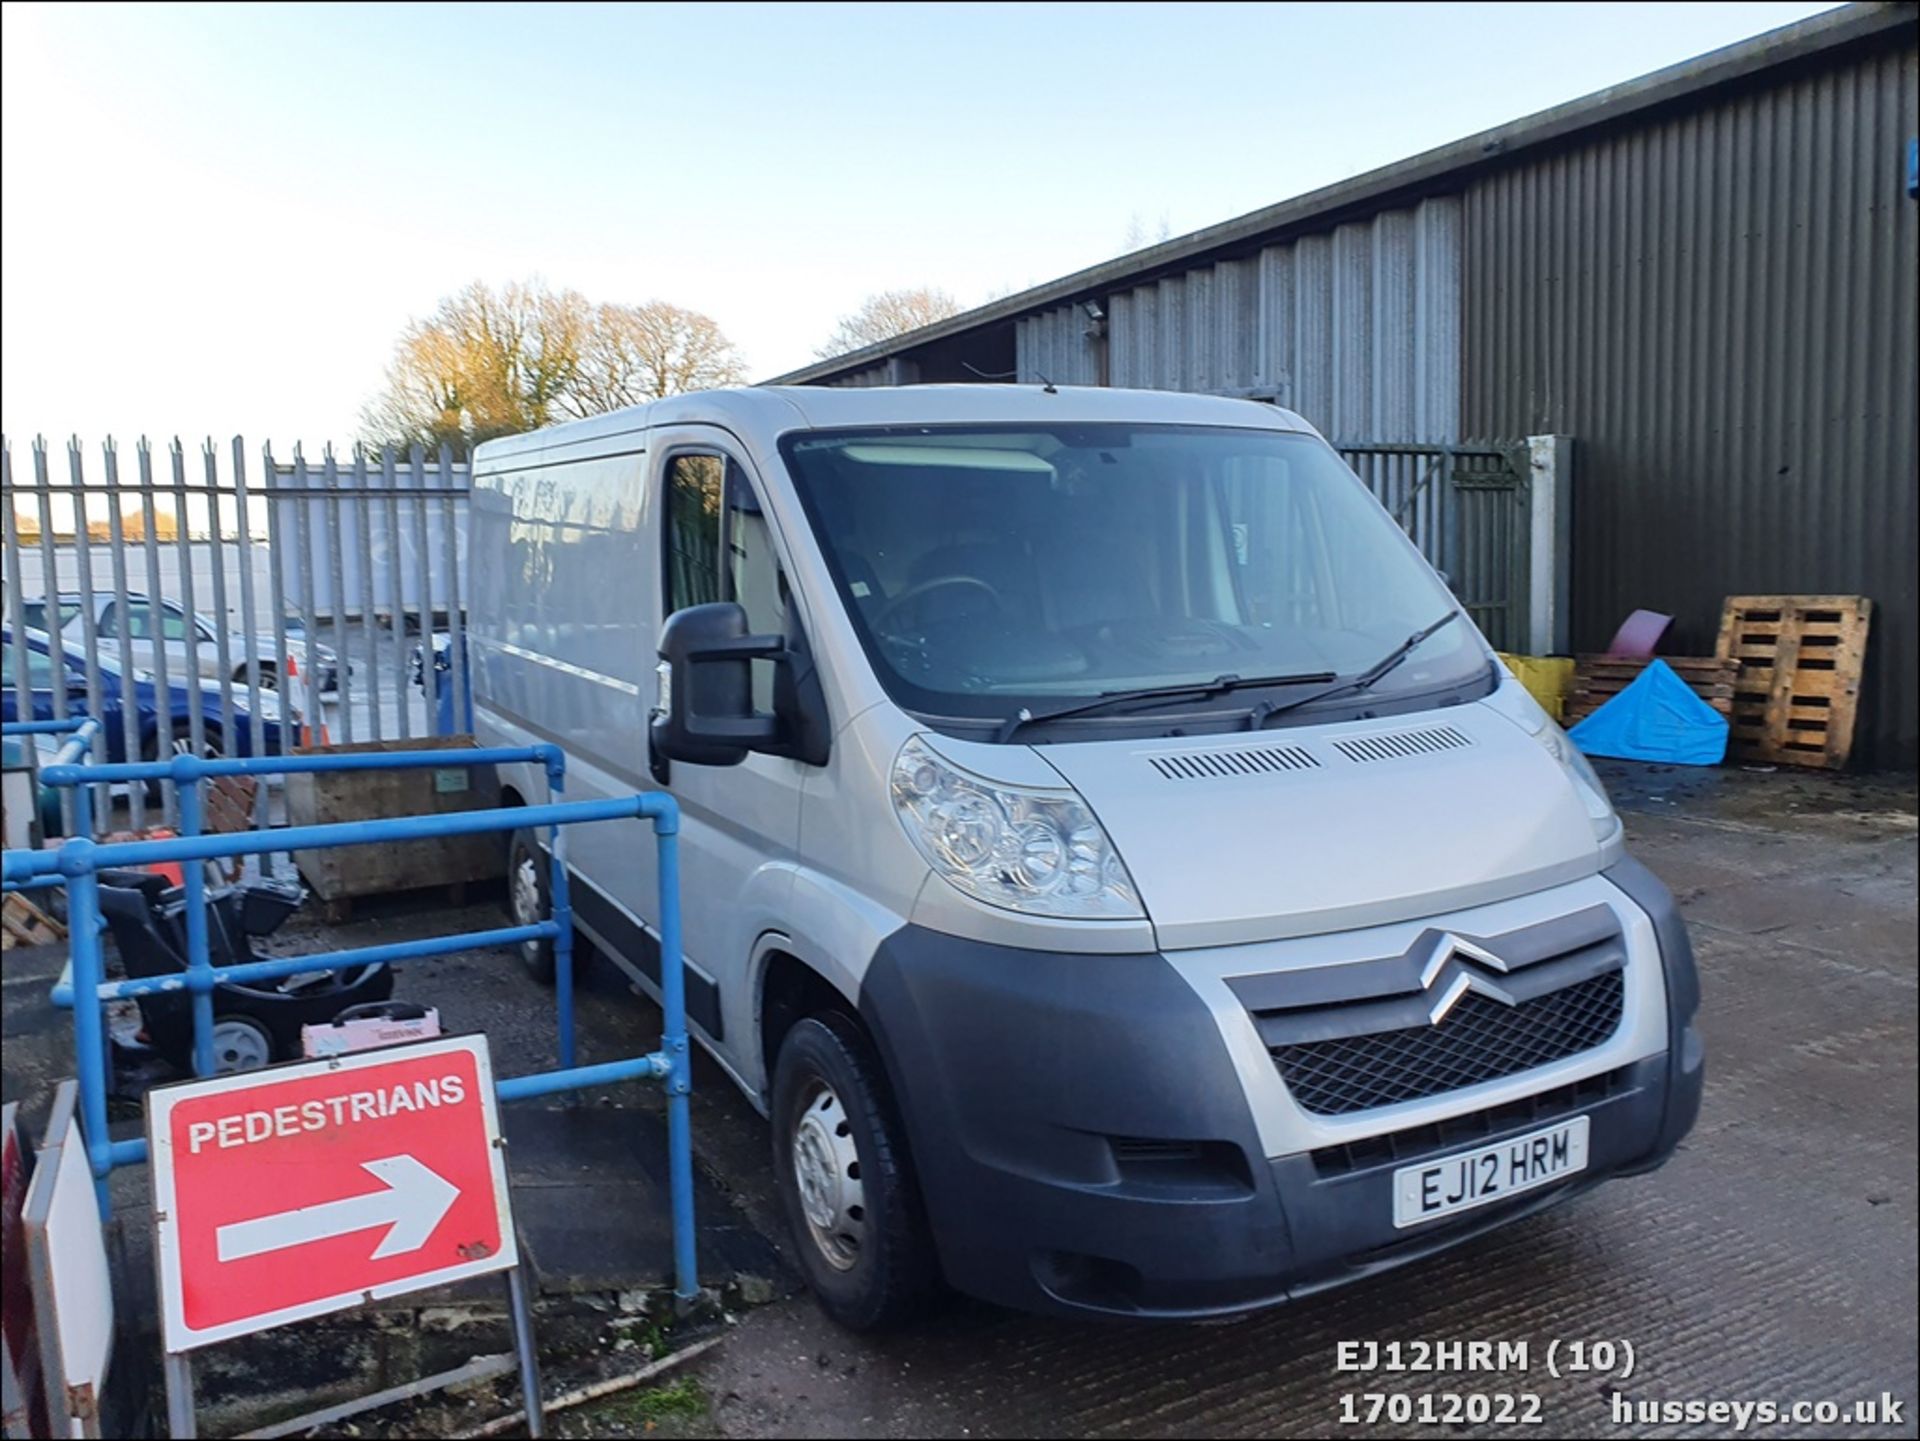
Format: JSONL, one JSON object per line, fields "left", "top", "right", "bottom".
{"left": 1, "top": 721, "right": 698, "bottom": 1302}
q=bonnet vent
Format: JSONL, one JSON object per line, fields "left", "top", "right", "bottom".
{"left": 1332, "top": 725, "right": 1473, "bottom": 763}
{"left": 1148, "top": 745, "right": 1320, "bottom": 780}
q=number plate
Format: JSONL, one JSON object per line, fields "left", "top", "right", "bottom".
{"left": 1392, "top": 1116, "right": 1589, "bottom": 1228}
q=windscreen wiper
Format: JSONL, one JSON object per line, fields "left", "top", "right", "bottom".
{"left": 995, "top": 669, "right": 1337, "bottom": 743}
{"left": 1250, "top": 610, "right": 1463, "bottom": 730}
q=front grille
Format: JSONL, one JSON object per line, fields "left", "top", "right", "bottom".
{"left": 1273, "top": 970, "right": 1624, "bottom": 1116}
{"left": 1309, "top": 1066, "right": 1630, "bottom": 1176}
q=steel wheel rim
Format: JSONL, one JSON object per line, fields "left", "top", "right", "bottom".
{"left": 211, "top": 1019, "right": 272, "bottom": 1072}
{"left": 791, "top": 1080, "right": 864, "bottom": 1272}
{"left": 511, "top": 849, "right": 543, "bottom": 962}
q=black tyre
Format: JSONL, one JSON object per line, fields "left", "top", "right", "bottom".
{"left": 771, "top": 1012, "right": 940, "bottom": 1330}
{"left": 140, "top": 723, "right": 223, "bottom": 806}
{"left": 505, "top": 826, "right": 556, "bottom": 983}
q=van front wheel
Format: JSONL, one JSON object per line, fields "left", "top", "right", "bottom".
{"left": 771, "top": 1013, "right": 938, "bottom": 1330}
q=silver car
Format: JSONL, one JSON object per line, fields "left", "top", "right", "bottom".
{"left": 24, "top": 591, "right": 338, "bottom": 694}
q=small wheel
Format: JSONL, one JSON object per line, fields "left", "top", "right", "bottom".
{"left": 237, "top": 663, "right": 279, "bottom": 692}
{"left": 772, "top": 1013, "right": 939, "bottom": 1330}
{"left": 506, "top": 826, "right": 556, "bottom": 983}
{"left": 209, "top": 1015, "right": 273, "bottom": 1073}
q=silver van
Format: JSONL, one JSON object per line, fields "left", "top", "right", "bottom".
{"left": 469, "top": 385, "right": 1702, "bottom": 1328}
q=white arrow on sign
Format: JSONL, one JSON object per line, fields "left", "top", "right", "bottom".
{"left": 215, "top": 1154, "right": 460, "bottom": 1263}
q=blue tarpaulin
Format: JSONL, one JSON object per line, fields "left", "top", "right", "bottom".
{"left": 1569, "top": 658, "right": 1729, "bottom": 766}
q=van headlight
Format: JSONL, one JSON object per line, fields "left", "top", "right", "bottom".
{"left": 891, "top": 737, "right": 1143, "bottom": 919}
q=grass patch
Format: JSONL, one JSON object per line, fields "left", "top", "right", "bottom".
{"left": 590, "top": 1376, "right": 709, "bottom": 1428}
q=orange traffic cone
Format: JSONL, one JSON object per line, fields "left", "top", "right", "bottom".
{"left": 286, "top": 652, "right": 330, "bottom": 749}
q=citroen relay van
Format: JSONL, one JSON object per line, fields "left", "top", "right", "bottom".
{"left": 469, "top": 385, "right": 1703, "bottom": 1329}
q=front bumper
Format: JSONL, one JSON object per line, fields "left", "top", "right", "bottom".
{"left": 859, "top": 860, "right": 1703, "bottom": 1319}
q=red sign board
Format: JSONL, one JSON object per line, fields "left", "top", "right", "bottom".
{"left": 148, "top": 1036, "right": 517, "bottom": 1351}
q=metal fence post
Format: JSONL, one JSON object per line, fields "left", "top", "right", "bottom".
{"left": 323, "top": 446, "right": 354, "bottom": 745}
{"left": 201, "top": 441, "right": 237, "bottom": 752}
{"left": 351, "top": 447, "right": 384, "bottom": 741}
{"left": 406, "top": 445, "right": 433, "bottom": 732}
{"left": 28, "top": 440, "right": 78, "bottom": 839}
{"left": 136, "top": 439, "right": 179, "bottom": 830}
{"left": 545, "top": 749, "right": 575, "bottom": 1070}
{"left": 292, "top": 447, "right": 321, "bottom": 743}
{"left": 438, "top": 443, "right": 469, "bottom": 734}
{"left": 504, "top": 1264, "right": 545, "bottom": 1438}
{"left": 169, "top": 441, "right": 209, "bottom": 774}
{"left": 232, "top": 437, "right": 273, "bottom": 841}
{"left": 101, "top": 440, "right": 144, "bottom": 834}
{"left": 65, "top": 439, "right": 112, "bottom": 828}
{"left": 64, "top": 863, "right": 113, "bottom": 1213}
{"left": 1525, "top": 435, "right": 1572, "bottom": 657}
{"left": 652, "top": 800, "right": 698, "bottom": 1303}
{"left": 379, "top": 446, "right": 413, "bottom": 741}
{"left": 175, "top": 761, "right": 216, "bottom": 1077}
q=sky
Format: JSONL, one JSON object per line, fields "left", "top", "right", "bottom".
{"left": 1, "top": 0, "right": 1839, "bottom": 453}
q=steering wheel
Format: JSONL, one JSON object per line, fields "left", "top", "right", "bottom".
{"left": 874, "top": 575, "right": 1005, "bottom": 633}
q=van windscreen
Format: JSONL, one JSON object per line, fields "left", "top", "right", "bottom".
{"left": 780, "top": 424, "right": 1488, "bottom": 729}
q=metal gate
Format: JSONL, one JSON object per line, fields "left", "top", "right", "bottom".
{"left": 1336, "top": 441, "right": 1533, "bottom": 652}
{"left": 2, "top": 435, "right": 470, "bottom": 841}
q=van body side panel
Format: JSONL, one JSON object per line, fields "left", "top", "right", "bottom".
{"left": 469, "top": 446, "right": 664, "bottom": 935}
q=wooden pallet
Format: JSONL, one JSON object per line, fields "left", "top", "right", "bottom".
{"left": 1716, "top": 594, "right": 1873, "bottom": 769}
{"left": 206, "top": 772, "right": 261, "bottom": 882}
{"left": 1566, "top": 655, "right": 1738, "bottom": 724}
{"left": 2, "top": 892, "right": 66, "bottom": 949}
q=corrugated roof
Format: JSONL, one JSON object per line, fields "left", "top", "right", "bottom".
{"left": 770, "top": 2, "right": 1912, "bottom": 385}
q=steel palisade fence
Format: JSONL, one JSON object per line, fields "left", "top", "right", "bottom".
{"left": 2, "top": 435, "right": 470, "bottom": 848}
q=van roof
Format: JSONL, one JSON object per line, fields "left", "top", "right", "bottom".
{"left": 470, "top": 384, "right": 1312, "bottom": 466}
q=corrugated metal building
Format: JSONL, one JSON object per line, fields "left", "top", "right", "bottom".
{"left": 774, "top": 3, "right": 1919, "bottom": 766}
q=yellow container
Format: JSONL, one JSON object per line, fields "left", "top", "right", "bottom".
{"left": 1496, "top": 652, "right": 1575, "bottom": 723}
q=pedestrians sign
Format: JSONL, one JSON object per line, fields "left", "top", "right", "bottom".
{"left": 148, "top": 1035, "right": 516, "bottom": 1352}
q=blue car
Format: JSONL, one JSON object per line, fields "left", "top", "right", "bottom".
{"left": 1, "top": 626, "right": 285, "bottom": 765}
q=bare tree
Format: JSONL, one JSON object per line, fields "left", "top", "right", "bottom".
{"left": 363, "top": 281, "right": 745, "bottom": 453}
{"left": 576, "top": 301, "right": 747, "bottom": 412}
{"left": 815, "top": 286, "right": 964, "bottom": 360}
{"left": 1122, "top": 210, "right": 1174, "bottom": 251}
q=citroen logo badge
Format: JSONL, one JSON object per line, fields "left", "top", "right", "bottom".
{"left": 1417, "top": 932, "right": 1518, "bottom": 1024}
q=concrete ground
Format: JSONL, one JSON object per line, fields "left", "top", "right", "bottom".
{"left": 4, "top": 762, "right": 1913, "bottom": 1437}
{"left": 677, "top": 763, "right": 1919, "bottom": 1441}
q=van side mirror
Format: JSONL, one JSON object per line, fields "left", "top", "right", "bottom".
{"left": 651, "top": 602, "right": 782, "bottom": 767}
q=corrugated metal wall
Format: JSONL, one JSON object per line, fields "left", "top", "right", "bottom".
{"left": 1463, "top": 40, "right": 1920, "bottom": 766}
{"left": 1017, "top": 198, "right": 1464, "bottom": 442}
{"left": 826, "top": 360, "right": 894, "bottom": 387}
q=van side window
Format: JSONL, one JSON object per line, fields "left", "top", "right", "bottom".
{"left": 663, "top": 451, "right": 788, "bottom": 711}
{"left": 729, "top": 485, "right": 786, "bottom": 636}
{"left": 729, "top": 483, "right": 788, "bottom": 712}
{"left": 665, "top": 454, "right": 726, "bottom": 615}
